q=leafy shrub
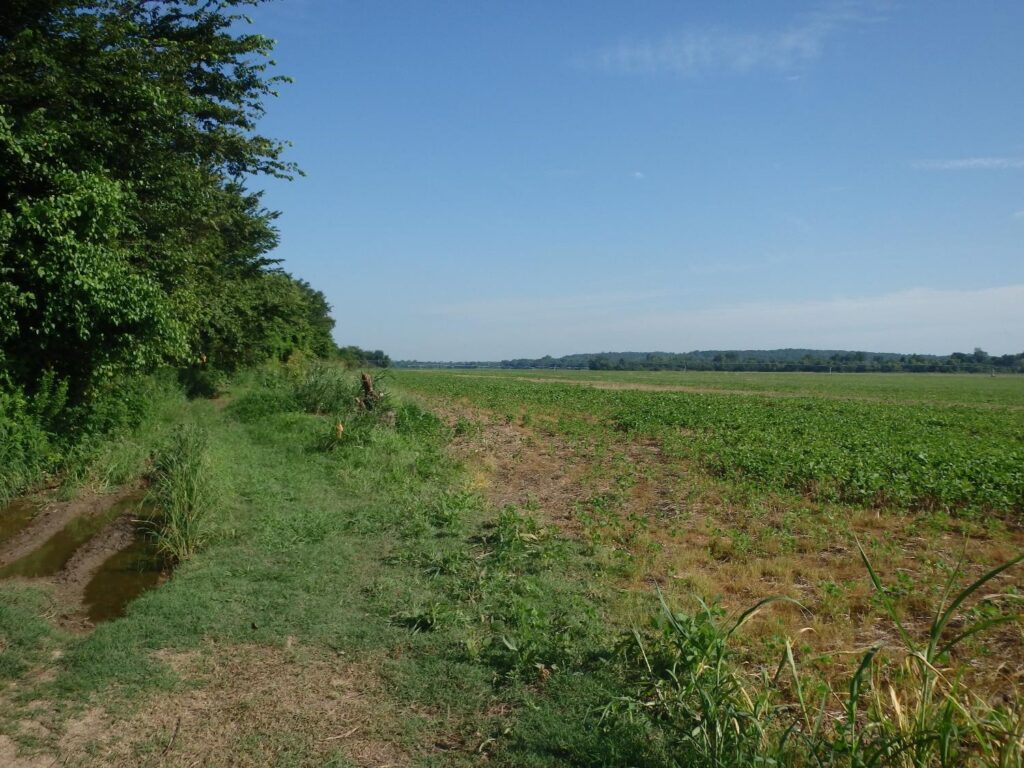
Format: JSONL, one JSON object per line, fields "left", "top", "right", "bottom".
{"left": 177, "top": 366, "right": 230, "bottom": 399}
{"left": 1, "top": 372, "right": 185, "bottom": 504}
{"left": 0, "top": 386, "right": 53, "bottom": 505}
{"left": 24, "top": 370, "right": 70, "bottom": 433}
{"left": 226, "top": 388, "right": 299, "bottom": 423}
{"left": 62, "top": 373, "right": 177, "bottom": 438}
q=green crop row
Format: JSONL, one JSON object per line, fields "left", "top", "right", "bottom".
{"left": 396, "top": 371, "right": 1024, "bottom": 515}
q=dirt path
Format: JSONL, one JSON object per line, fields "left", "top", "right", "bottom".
{"left": 27, "top": 645, "right": 411, "bottom": 768}
{"left": 421, "top": 397, "right": 595, "bottom": 536}
{"left": 54, "top": 515, "right": 143, "bottom": 631}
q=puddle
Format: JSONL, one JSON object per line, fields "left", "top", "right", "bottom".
{"left": 83, "top": 535, "right": 165, "bottom": 623}
{"left": 0, "top": 498, "right": 39, "bottom": 546}
{"left": 0, "top": 493, "right": 144, "bottom": 579}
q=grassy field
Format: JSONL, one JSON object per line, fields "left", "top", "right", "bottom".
{"left": 0, "top": 366, "right": 1021, "bottom": 766}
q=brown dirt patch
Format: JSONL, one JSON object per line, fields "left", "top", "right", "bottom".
{"left": 0, "top": 735, "right": 53, "bottom": 768}
{"left": 10, "top": 645, "right": 413, "bottom": 768}
{"left": 421, "top": 397, "right": 597, "bottom": 536}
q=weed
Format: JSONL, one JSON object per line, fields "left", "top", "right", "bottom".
{"left": 609, "top": 550, "right": 1024, "bottom": 767}
{"left": 145, "top": 423, "right": 214, "bottom": 564}
{"left": 608, "top": 593, "right": 798, "bottom": 767}
{"left": 454, "top": 416, "right": 480, "bottom": 437}
{"left": 290, "top": 361, "right": 354, "bottom": 415}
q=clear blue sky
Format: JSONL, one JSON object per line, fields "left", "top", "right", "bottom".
{"left": 246, "top": 0, "right": 1023, "bottom": 359}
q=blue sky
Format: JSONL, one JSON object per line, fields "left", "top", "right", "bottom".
{"left": 246, "top": 1, "right": 1023, "bottom": 359}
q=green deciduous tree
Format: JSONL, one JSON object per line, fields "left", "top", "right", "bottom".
{"left": 1, "top": 0, "right": 338, "bottom": 400}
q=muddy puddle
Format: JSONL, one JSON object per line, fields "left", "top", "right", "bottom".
{"left": 0, "top": 490, "right": 168, "bottom": 624}
{"left": 0, "top": 498, "right": 39, "bottom": 546}
{"left": 0, "top": 494, "right": 143, "bottom": 579}
{"left": 83, "top": 535, "right": 165, "bottom": 623}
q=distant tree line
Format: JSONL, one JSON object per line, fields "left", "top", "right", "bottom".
{"left": 396, "top": 348, "right": 1024, "bottom": 373}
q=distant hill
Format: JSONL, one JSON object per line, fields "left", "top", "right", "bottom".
{"left": 395, "top": 348, "right": 1023, "bottom": 373}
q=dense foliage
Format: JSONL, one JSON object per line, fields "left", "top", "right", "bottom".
{"left": 0, "top": 0, "right": 339, "bottom": 399}
{"left": 0, "top": 0, "right": 370, "bottom": 500}
{"left": 398, "top": 347, "right": 1024, "bottom": 373}
{"left": 335, "top": 345, "right": 391, "bottom": 368}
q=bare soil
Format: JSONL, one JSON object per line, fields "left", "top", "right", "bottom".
{"left": 12, "top": 645, "right": 413, "bottom": 768}
{"left": 424, "top": 397, "right": 597, "bottom": 536}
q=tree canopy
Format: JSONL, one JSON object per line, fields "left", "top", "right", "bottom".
{"left": 1, "top": 0, "right": 338, "bottom": 400}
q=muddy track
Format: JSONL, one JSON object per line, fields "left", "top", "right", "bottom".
{"left": 0, "top": 486, "right": 140, "bottom": 567}
{"left": 54, "top": 515, "right": 141, "bottom": 631}
{"left": 0, "top": 485, "right": 157, "bottom": 629}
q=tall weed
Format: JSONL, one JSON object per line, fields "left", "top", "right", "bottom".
{"left": 146, "top": 424, "right": 214, "bottom": 564}
{"left": 611, "top": 550, "right": 1023, "bottom": 767}
{"left": 290, "top": 360, "right": 358, "bottom": 415}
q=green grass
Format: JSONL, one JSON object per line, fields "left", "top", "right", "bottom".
{"left": 0, "top": 370, "right": 631, "bottom": 764}
{"left": 1, "top": 366, "right": 1020, "bottom": 766}
{"left": 145, "top": 423, "right": 215, "bottom": 564}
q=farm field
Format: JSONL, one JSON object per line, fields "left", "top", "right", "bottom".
{"left": 393, "top": 369, "right": 1024, "bottom": 702}
{"left": 397, "top": 370, "right": 1024, "bottom": 512}
{"left": 412, "top": 368, "right": 1024, "bottom": 407}
{"left": 6, "top": 2, "right": 1023, "bottom": 765}
{"left": 0, "top": 366, "right": 1021, "bottom": 766}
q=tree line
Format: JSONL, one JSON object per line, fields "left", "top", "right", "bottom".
{"left": 1, "top": 1, "right": 394, "bottom": 395}
{"left": 0, "top": 1, "right": 384, "bottom": 499}
{"left": 397, "top": 348, "right": 1024, "bottom": 373}
{"left": 2, "top": 0, "right": 331, "bottom": 400}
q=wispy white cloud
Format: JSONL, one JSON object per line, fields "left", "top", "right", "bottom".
{"left": 402, "top": 285, "right": 1024, "bottom": 359}
{"left": 915, "top": 157, "right": 1024, "bottom": 170}
{"left": 1013, "top": 209, "right": 1024, "bottom": 219}
{"left": 583, "top": 2, "right": 882, "bottom": 77}
{"left": 632, "top": 171, "right": 646, "bottom": 179}
{"left": 631, "top": 286, "right": 1024, "bottom": 355}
